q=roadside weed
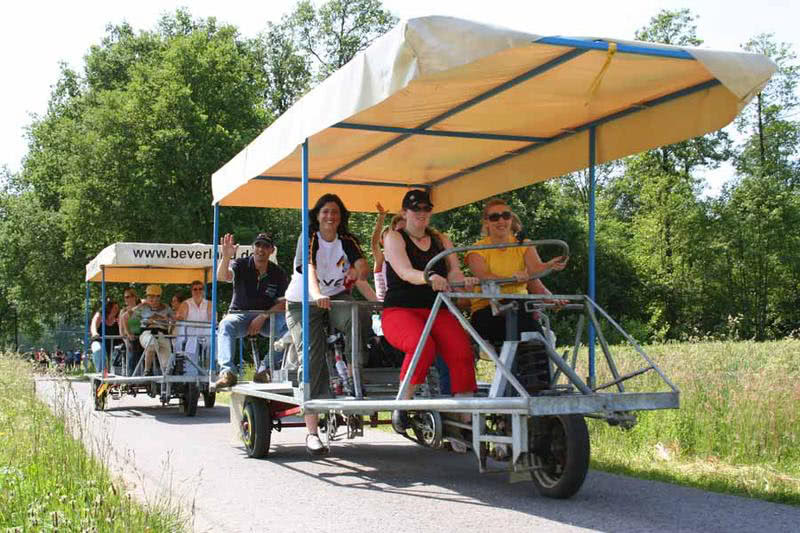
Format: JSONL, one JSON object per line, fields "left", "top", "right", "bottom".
{"left": 0, "top": 353, "right": 188, "bottom": 531}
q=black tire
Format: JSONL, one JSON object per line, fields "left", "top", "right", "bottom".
{"left": 202, "top": 390, "right": 216, "bottom": 408}
{"left": 241, "top": 399, "right": 272, "bottom": 458}
{"left": 182, "top": 384, "right": 199, "bottom": 417}
{"left": 92, "top": 380, "right": 107, "bottom": 411}
{"left": 412, "top": 411, "right": 443, "bottom": 448}
{"left": 529, "top": 414, "right": 590, "bottom": 499}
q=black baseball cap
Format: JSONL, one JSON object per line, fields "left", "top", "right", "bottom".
{"left": 252, "top": 233, "right": 274, "bottom": 247}
{"left": 402, "top": 189, "right": 433, "bottom": 210}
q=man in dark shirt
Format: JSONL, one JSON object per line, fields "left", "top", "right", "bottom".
{"left": 214, "top": 232, "right": 288, "bottom": 389}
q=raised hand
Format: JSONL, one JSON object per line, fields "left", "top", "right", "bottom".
{"left": 221, "top": 233, "right": 238, "bottom": 259}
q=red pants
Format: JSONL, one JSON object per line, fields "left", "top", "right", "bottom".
{"left": 381, "top": 307, "right": 477, "bottom": 394}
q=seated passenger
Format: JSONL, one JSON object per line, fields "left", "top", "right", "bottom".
{"left": 284, "top": 193, "right": 372, "bottom": 455}
{"left": 120, "top": 287, "right": 144, "bottom": 375}
{"left": 129, "top": 284, "right": 174, "bottom": 376}
{"left": 369, "top": 204, "right": 452, "bottom": 393}
{"left": 381, "top": 189, "right": 478, "bottom": 430}
{"left": 176, "top": 280, "right": 212, "bottom": 373}
{"left": 465, "top": 198, "right": 567, "bottom": 344}
{"left": 90, "top": 297, "right": 120, "bottom": 373}
{"left": 214, "top": 232, "right": 289, "bottom": 388}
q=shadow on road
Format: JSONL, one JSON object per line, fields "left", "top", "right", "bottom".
{"left": 101, "top": 404, "right": 229, "bottom": 425}
{"left": 228, "top": 434, "right": 797, "bottom": 533}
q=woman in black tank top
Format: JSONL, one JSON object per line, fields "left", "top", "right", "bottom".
{"left": 381, "top": 189, "right": 479, "bottom": 430}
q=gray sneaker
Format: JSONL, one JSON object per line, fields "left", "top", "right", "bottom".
{"left": 306, "top": 433, "right": 327, "bottom": 455}
{"left": 214, "top": 370, "right": 238, "bottom": 389}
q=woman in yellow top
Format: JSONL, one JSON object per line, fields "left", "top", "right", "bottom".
{"left": 465, "top": 198, "right": 567, "bottom": 343}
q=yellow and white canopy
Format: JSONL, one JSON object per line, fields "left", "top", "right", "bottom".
{"left": 85, "top": 242, "right": 276, "bottom": 284}
{"left": 211, "top": 16, "right": 775, "bottom": 213}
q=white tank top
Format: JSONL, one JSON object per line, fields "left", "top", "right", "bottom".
{"left": 183, "top": 299, "right": 210, "bottom": 357}
{"left": 186, "top": 298, "right": 210, "bottom": 324}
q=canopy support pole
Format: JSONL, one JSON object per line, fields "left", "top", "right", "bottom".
{"left": 302, "top": 138, "right": 310, "bottom": 402}
{"left": 588, "top": 126, "right": 597, "bottom": 388}
{"left": 101, "top": 266, "right": 106, "bottom": 374}
{"left": 210, "top": 203, "right": 220, "bottom": 374}
{"left": 84, "top": 282, "right": 90, "bottom": 364}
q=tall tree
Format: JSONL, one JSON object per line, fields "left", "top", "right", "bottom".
{"left": 5, "top": 10, "right": 271, "bottom": 335}
{"left": 716, "top": 33, "right": 800, "bottom": 338}
{"left": 601, "top": 8, "right": 733, "bottom": 339}
{"left": 284, "top": 0, "right": 397, "bottom": 81}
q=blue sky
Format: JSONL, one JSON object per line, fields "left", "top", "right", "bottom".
{"left": 2, "top": 0, "right": 797, "bottom": 195}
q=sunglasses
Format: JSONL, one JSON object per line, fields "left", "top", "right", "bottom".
{"left": 486, "top": 211, "right": 512, "bottom": 222}
{"left": 408, "top": 204, "right": 433, "bottom": 213}
{"left": 192, "top": 287, "right": 204, "bottom": 292}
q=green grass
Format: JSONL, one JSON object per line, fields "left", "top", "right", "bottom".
{"left": 478, "top": 338, "right": 800, "bottom": 505}
{"left": 0, "top": 353, "right": 187, "bottom": 532}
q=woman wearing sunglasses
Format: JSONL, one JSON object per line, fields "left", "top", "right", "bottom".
{"left": 465, "top": 197, "right": 567, "bottom": 343}
{"left": 382, "top": 189, "right": 479, "bottom": 431}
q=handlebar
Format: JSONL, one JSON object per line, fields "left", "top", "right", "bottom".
{"left": 423, "top": 239, "right": 570, "bottom": 288}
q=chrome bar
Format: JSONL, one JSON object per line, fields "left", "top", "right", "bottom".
{"left": 586, "top": 296, "right": 679, "bottom": 393}
{"left": 439, "top": 294, "right": 530, "bottom": 399}
{"left": 304, "top": 396, "right": 530, "bottom": 414}
{"left": 351, "top": 303, "right": 364, "bottom": 399}
{"left": 593, "top": 366, "right": 655, "bottom": 391}
{"left": 586, "top": 303, "right": 624, "bottom": 392}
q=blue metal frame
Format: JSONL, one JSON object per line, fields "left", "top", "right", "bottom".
{"left": 301, "top": 139, "right": 310, "bottom": 400}
{"left": 332, "top": 122, "right": 549, "bottom": 143}
{"left": 253, "top": 175, "right": 427, "bottom": 189}
{"left": 210, "top": 203, "right": 220, "bottom": 373}
{"left": 84, "top": 282, "right": 90, "bottom": 361}
{"left": 100, "top": 266, "right": 106, "bottom": 373}
{"left": 433, "top": 79, "right": 720, "bottom": 188}
{"left": 536, "top": 37, "right": 694, "bottom": 60}
{"left": 588, "top": 127, "right": 597, "bottom": 387}
{"left": 322, "top": 48, "right": 587, "bottom": 181}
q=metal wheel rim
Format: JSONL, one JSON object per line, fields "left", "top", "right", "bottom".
{"left": 417, "top": 413, "right": 436, "bottom": 445}
{"left": 241, "top": 411, "right": 254, "bottom": 448}
{"left": 532, "top": 419, "right": 567, "bottom": 488}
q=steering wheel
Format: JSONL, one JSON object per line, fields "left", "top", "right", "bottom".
{"left": 422, "top": 239, "right": 570, "bottom": 289}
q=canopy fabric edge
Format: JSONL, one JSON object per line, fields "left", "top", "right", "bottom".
{"left": 210, "top": 15, "right": 776, "bottom": 212}
{"left": 84, "top": 242, "right": 275, "bottom": 283}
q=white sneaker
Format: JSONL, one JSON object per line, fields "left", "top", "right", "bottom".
{"left": 306, "top": 433, "right": 327, "bottom": 455}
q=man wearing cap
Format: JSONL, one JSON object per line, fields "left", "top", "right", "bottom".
{"left": 129, "top": 284, "right": 174, "bottom": 376}
{"left": 214, "top": 232, "right": 289, "bottom": 389}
